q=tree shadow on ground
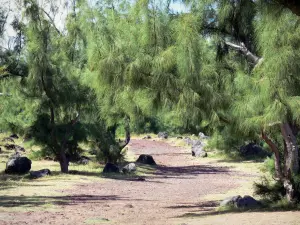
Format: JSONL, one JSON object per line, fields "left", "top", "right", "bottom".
{"left": 0, "top": 194, "right": 147, "bottom": 208}
{"left": 211, "top": 152, "right": 268, "bottom": 164}
{"left": 152, "top": 164, "right": 230, "bottom": 179}
{"left": 102, "top": 162, "right": 231, "bottom": 182}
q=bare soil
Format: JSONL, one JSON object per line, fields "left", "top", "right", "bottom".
{"left": 1, "top": 139, "right": 300, "bottom": 225}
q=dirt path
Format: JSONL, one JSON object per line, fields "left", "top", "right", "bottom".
{"left": 1, "top": 139, "right": 300, "bottom": 225}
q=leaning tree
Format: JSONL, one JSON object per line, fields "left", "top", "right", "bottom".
{"left": 176, "top": 0, "right": 300, "bottom": 202}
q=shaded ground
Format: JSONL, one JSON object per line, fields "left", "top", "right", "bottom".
{"left": 0, "top": 139, "right": 299, "bottom": 224}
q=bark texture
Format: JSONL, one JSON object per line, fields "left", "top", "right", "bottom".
{"left": 262, "top": 122, "right": 299, "bottom": 202}
{"left": 280, "top": 123, "right": 299, "bottom": 175}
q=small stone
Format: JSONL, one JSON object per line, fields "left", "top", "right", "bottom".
{"left": 122, "top": 163, "right": 136, "bottom": 174}
{"left": 220, "top": 195, "right": 260, "bottom": 209}
{"left": 30, "top": 169, "right": 51, "bottom": 179}
{"left": 142, "top": 135, "right": 151, "bottom": 139}
{"left": 157, "top": 132, "right": 168, "bottom": 139}
{"left": 125, "top": 204, "right": 134, "bottom": 208}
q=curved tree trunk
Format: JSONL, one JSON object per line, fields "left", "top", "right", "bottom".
{"left": 262, "top": 130, "right": 283, "bottom": 179}
{"left": 262, "top": 124, "right": 299, "bottom": 203}
{"left": 280, "top": 123, "right": 299, "bottom": 175}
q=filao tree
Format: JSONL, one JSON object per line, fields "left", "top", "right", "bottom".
{"left": 22, "top": 0, "right": 92, "bottom": 173}
{"left": 77, "top": 0, "right": 176, "bottom": 158}
{"left": 177, "top": 0, "right": 300, "bottom": 202}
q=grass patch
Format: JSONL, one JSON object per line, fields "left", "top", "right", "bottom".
{"left": 0, "top": 134, "right": 155, "bottom": 212}
{"left": 85, "top": 217, "right": 110, "bottom": 224}
{"left": 216, "top": 198, "right": 300, "bottom": 214}
{"left": 0, "top": 147, "right": 105, "bottom": 212}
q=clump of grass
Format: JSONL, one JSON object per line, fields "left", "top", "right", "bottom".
{"left": 254, "top": 176, "right": 285, "bottom": 202}
{"left": 85, "top": 217, "right": 110, "bottom": 224}
{"left": 217, "top": 204, "right": 243, "bottom": 212}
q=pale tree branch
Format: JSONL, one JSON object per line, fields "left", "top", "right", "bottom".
{"left": 225, "top": 41, "right": 263, "bottom": 65}
{"left": 40, "top": 8, "right": 61, "bottom": 35}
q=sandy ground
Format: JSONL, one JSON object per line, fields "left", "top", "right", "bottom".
{"left": 1, "top": 139, "right": 300, "bottom": 225}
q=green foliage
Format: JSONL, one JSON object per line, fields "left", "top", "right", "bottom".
{"left": 261, "top": 157, "right": 276, "bottom": 175}
{"left": 27, "top": 150, "right": 46, "bottom": 161}
{"left": 254, "top": 177, "right": 285, "bottom": 202}
{"left": 256, "top": 157, "right": 300, "bottom": 202}
{"left": 1, "top": 0, "right": 300, "bottom": 183}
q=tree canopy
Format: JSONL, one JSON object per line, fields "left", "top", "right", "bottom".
{"left": 1, "top": 0, "right": 300, "bottom": 202}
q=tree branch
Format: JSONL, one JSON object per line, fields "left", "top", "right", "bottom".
{"left": 225, "top": 41, "right": 262, "bottom": 65}
{"left": 40, "top": 8, "right": 61, "bottom": 35}
{"left": 119, "top": 116, "right": 130, "bottom": 149}
{"left": 261, "top": 129, "right": 283, "bottom": 179}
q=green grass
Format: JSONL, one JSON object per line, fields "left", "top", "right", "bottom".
{"left": 85, "top": 217, "right": 110, "bottom": 224}
{"left": 0, "top": 133, "right": 157, "bottom": 212}
{"left": 0, "top": 133, "right": 105, "bottom": 211}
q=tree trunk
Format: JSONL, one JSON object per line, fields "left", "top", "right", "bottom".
{"left": 119, "top": 116, "right": 131, "bottom": 149}
{"left": 107, "top": 123, "right": 118, "bottom": 140}
{"left": 59, "top": 150, "right": 69, "bottom": 173}
{"left": 58, "top": 112, "right": 79, "bottom": 173}
{"left": 261, "top": 130, "right": 283, "bottom": 179}
{"left": 262, "top": 128, "right": 297, "bottom": 202}
{"left": 124, "top": 116, "right": 131, "bottom": 145}
{"left": 280, "top": 123, "right": 299, "bottom": 175}
{"left": 283, "top": 178, "right": 296, "bottom": 203}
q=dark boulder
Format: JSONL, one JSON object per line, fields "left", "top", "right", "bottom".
{"left": 236, "top": 195, "right": 260, "bottom": 208}
{"left": 220, "top": 195, "right": 260, "bottom": 208}
{"left": 2, "top": 137, "right": 15, "bottom": 143}
{"left": 142, "top": 135, "right": 151, "bottom": 139}
{"left": 103, "top": 163, "right": 120, "bottom": 173}
{"left": 136, "top": 154, "right": 156, "bottom": 165}
{"left": 157, "top": 132, "right": 168, "bottom": 139}
{"left": 30, "top": 169, "right": 51, "bottom": 179}
{"left": 220, "top": 195, "right": 241, "bottom": 207}
{"left": 4, "top": 144, "right": 25, "bottom": 152}
{"left": 4, "top": 144, "right": 15, "bottom": 150}
{"left": 122, "top": 163, "right": 137, "bottom": 174}
{"left": 5, "top": 156, "right": 31, "bottom": 174}
{"left": 10, "top": 134, "right": 19, "bottom": 139}
{"left": 240, "top": 143, "right": 270, "bottom": 157}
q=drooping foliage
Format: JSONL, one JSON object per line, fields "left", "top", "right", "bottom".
{"left": 2, "top": 0, "right": 300, "bottom": 202}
